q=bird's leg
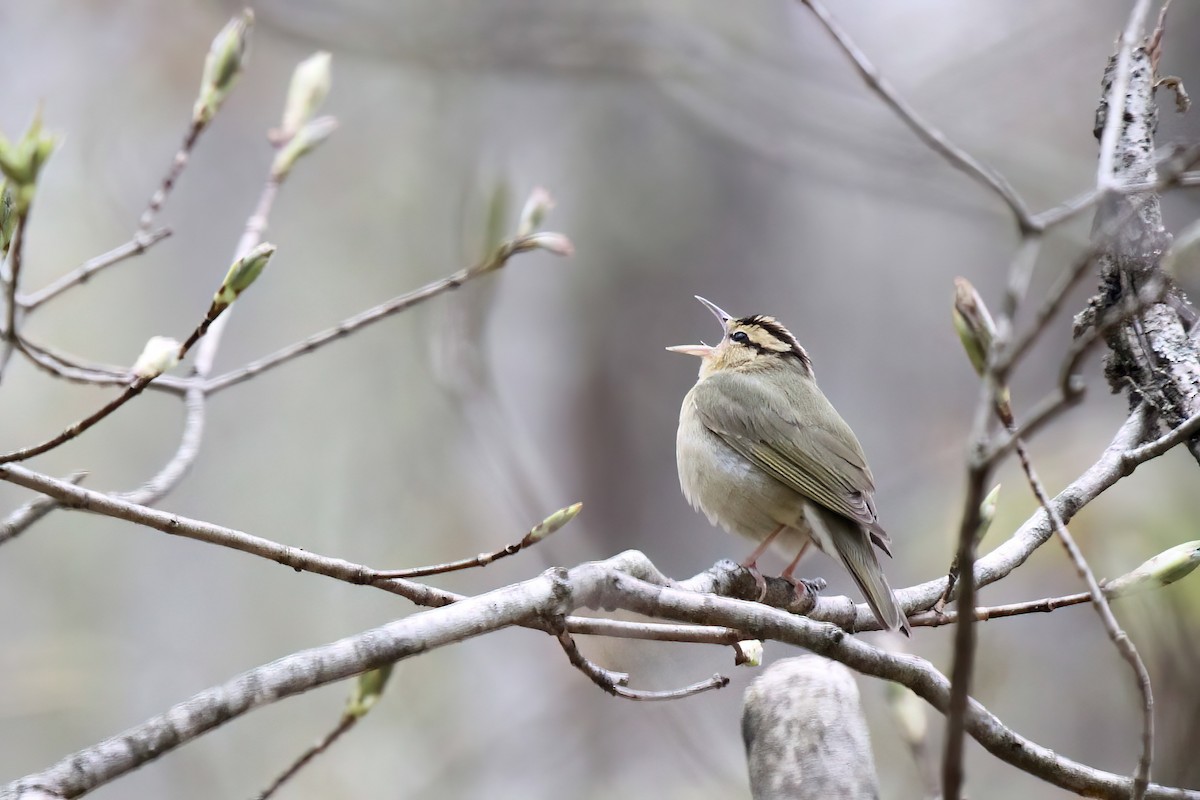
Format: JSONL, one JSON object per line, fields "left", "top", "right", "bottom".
{"left": 779, "top": 541, "right": 811, "bottom": 581}
{"left": 741, "top": 524, "right": 784, "bottom": 601}
{"left": 780, "top": 541, "right": 825, "bottom": 603}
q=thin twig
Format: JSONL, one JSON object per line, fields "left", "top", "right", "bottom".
{"left": 983, "top": 386, "right": 1081, "bottom": 465}
{"left": 19, "top": 228, "right": 172, "bottom": 310}
{"left": 555, "top": 627, "right": 729, "bottom": 701}
{"left": 944, "top": 227, "right": 1041, "bottom": 798}
{"left": 999, "top": 237, "right": 1109, "bottom": 374}
{"left": 1000, "top": 235, "right": 1043, "bottom": 324}
{"left": 118, "top": 386, "right": 207, "bottom": 506}
{"left": 204, "top": 235, "right": 568, "bottom": 395}
{"left": 0, "top": 376, "right": 155, "bottom": 464}
{"left": 914, "top": 589, "right": 1116, "bottom": 628}
{"left": 374, "top": 546, "right": 527, "bottom": 579}
{"left": 942, "top": 435, "right": 990, "bottom": 800}
{"left": 0, "top": 170, "right": 287, "bottom": 467}
{"left": 1031, "top": 143, "right": 1200, "bottom": 230}
{"left": 0, "top": 210, "right": 30, "bottom": 378}
{"left": 567, "top": 618, "right": 745, "bottom": 644}
{"left": 0, "top": 461, "right": 451, "bottom": 605}
{"left": 0, "top": 163, "right": 284, "bottom": 538}
{"left": 987, "top": 277, "right": 1172, "bottom": 464}
{"left": 1010, "top": 432, "right": 1154, "bottom": 798}
{"left": 15, "top": 335, "right": 190, "bottom": 394}
{"left": 1000, "top": 144, "right": 1200, "bottom": 375}
{"left": 131, "top": 162, "right": 283, "bottom": 506}
{"left": 373, "top": 503, "right": 580, "bottom": 579}
{"left": 256, "top": 715, "right": 357, "bottom": 800}
{"left": 1123, "top": 407, "right": 1200, "bottom": 464}
{"left": 138, "top": 120, "right": 203, "bottom": 233}
{"left": 0, "top": 471, "right": 86, "bottom": 546}
{"left": 0, "top": 305, "right": 220, "bottom": 465}
{"left": 2, "top": 211, "right": 28, "bottom": 334}
{"left": 797, "top": 0, "right": 1035, "bottom": 231}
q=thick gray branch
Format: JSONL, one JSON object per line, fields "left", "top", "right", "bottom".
{"left": 1077, "top": 46, "right": 1200, "bottom": 462}
{"left": 6, "top": 552, "right": 1199, "bottom": 800}
{"left": 743, "top": 656, "right": 879, "bottom": 799}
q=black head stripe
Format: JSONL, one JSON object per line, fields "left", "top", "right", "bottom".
{"left": 734, "top": 315, "right": 813, "bottom": 371}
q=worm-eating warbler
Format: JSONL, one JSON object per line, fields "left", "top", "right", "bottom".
{"left": 668, "top": 296, "right": 908, "bottom": 633}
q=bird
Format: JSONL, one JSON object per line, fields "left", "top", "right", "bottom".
{"left": 668, "top": 296, "right": 908, "bottom": 634}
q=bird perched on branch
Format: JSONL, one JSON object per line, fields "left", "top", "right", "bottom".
{"left": 668, "top": 296, "right": 909, "bottom": 634}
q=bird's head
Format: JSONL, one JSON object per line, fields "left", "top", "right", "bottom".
{"left": 666, "top": 296, "right": 813, "bottom": 380}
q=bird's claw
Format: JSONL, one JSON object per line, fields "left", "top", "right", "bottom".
{"left": 782, "top": 575, "right": 826, "bottom": 605}
{"left": 749, "top": 566, "right": 769, "bottom": 602}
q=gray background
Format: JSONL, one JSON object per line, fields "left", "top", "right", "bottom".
{"left": 2, "top": 1, "right": 1200, "bottom": 798}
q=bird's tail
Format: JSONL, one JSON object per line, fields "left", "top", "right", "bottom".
{"left": 806, "top": 506, "right": 910, "bottom": 635}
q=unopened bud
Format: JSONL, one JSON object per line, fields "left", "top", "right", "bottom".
{"left": 193, "top": 9, "right": 254, "bottom": 125}
{"left": 271, "top": 116, "right": 338, "bottom": 179}
{"left": 132, "top": 336, "right": 182, "bottom": 379}
{"left": 513, "top": 231, "right": 574, "bottom": 258}
{"left": 279, "top": 52, "right": 332, "bottom": 140}
{"left": 976, "top": 484, "right": 1000, "bottom": 545}
{"left": 523, "top": 502, "right": 582, "bottom": 546}
{"left": 0, "top": 109, "right": 59, "bottom": 212}
{"left": 516, "top": 187, "right": 555, "bottom": 237}
{"left": 734, "top": 640, "right": 763, "bottom": 667}
{"left": 346, "top": 665, "right": 393, "bottom": 719}
{"left": 1105, "top": 541, "right": 1200, "bottom": 596}
{"left": 0, "top": 185, "right": 13, "bottom": 254}
{"left": 952, "top": 277, "right": 997, "bottom": 378}
{"left": 214, "top": 242, "right": 276, "bottom": 308}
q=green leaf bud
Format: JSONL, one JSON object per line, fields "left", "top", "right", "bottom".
{"left": 279, "top": 52, "right": 332, "bottom": 140}
{"left": 346, "top": 665, "right": 394, "bottom": 719}
{"left": 193, "top": 9, "right": 254, "bottom": 125}
{"left": 952, "top": 276, "right": 996, "bottom": 378}
{"left": 214, "top": 242, "right": 276, "bottom": 308}
{"left": 523, "top": 502, "right": 582, "bottom": 546}
{"left": 1105, "top": 541, "right": 1200, "bottom": 596}
{"left": 271, "top": 116, "right": 338, "bottom": 179}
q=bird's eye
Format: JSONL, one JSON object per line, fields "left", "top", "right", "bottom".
{"left": 730, "top": 331, "right": 750, "bottom": 344}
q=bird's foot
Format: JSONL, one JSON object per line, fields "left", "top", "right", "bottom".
{"left": 738, "top": 559, "right": 770, "bottom": 602}
{"left": 781, "top": 575, "right": 826, "bottom": 606}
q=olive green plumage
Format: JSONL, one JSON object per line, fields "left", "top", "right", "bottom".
{"left": 669, "top": 296, "right": 908, "bottom": 634}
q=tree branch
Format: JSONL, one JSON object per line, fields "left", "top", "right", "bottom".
{"left": 1078, "top": 32, "right": 1200, "bottom": 465}
{"left": 202, "top": 232, "right": 572, "bottom": 396}
{"left": 19, "top": 228, "right": 172, "bottom": 311}
{"left": 796, "top": 0, "right": 1034, "bottom": 231}
{"left": 1010, "top": 431, "right": 1153, "bottom": 798}
{"left": 6, "top": 556, "right": 1199, "bottom": 800}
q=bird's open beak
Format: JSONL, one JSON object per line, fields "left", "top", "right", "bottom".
{"left": 694, "top": 295, "right": 732, "bottom": 329}
{"left": 666, "top": 296, "right": 732, "bottom": 357}
{"left": 665, "top": 343, "right": 715, "bottom": 357}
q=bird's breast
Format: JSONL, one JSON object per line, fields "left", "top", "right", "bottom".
{"left": 676, "top": 395, "right": 804, "bottom": 542}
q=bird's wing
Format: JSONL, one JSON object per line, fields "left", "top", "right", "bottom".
{"left": 690, "top": 370, "right": 885, "bottom": 535}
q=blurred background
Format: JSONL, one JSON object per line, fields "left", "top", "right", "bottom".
{"left": 2, "top": 1, "right": 1200, "bottom": 797}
